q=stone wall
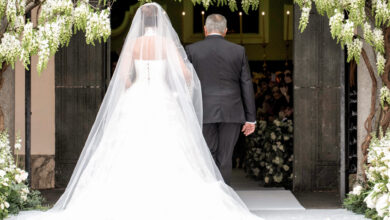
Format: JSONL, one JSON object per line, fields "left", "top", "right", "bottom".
{"left": 357, "top": 28, "right": 382, "bottom": 182}
{"left": 16, "top": 155, "right": 55, "bottom": 189}
{"left": 0, "top": 67, "right": 15, "bottom": 144}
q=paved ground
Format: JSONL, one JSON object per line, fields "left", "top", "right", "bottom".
{"left": 254, "top": 209, "right": 367, "bottom": 219}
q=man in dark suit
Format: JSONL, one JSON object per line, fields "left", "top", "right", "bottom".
{"left": 186, "top": 14, "right": 256, "bottom": 185}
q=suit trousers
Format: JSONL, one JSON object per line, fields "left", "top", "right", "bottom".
{"left": 202, "top": 123, "right": 242, "bottom": 185}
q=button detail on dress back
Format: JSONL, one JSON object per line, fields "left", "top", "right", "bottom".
{"left": 147, "top": 61, "right": 150, "bottom": 83}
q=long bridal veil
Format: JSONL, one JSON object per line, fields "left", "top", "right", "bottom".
{"left": 10, "top": 3, "right": 260, "bottom": 220}
{"left": 54, "top": 2, "right": 211, "bottom": 209}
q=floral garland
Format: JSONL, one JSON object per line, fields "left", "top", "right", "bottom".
{"left": 0, "top": 131, "right": 44, "bottom": 219}
{"left": 244, "top": 119, "right": 294, "bottom": 188}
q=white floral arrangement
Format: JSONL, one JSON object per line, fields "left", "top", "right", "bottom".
{"left": 361, "top": 131, "right": 390, "bottom": 219}
{"left": 245, "top": 119, "right": 294, "bottom": 188}
{"left": 0, "top": 131, "right": 43, "bottom": 219}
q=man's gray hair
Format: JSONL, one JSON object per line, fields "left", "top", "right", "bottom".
{"left": 205, "top": 14, "right": 227, "bottom": 34}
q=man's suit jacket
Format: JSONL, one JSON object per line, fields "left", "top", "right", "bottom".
{"left": 185, "top": 35, "right": 256, "bottom": 124}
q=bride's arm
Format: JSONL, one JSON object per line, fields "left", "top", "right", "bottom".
{"left": 117, "top": 40, "right": 135, "bottom": 89}
{"left": 167, "top": 40, "right": 192, "bottom": 85}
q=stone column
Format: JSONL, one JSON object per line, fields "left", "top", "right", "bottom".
{"left": 0, "top": 67, "right": 15, "bottom": 145}
{"left": 357, "top": 31, "right": 381, "bottom": 182}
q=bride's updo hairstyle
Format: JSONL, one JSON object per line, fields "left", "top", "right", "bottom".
{"left": 141, "top": 4, "right": 158, "bottom": 28}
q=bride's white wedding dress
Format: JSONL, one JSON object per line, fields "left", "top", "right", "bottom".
{"left": 10, "top": 3, "right": 261, "bottom": 220}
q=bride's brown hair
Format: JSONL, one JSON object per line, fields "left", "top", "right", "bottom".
{"left": 141, "top": 4, "right": 158, "bottom": 27}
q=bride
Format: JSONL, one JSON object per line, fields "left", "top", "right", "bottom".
{"left": 10, "top": 3, "right": 261, "bottom": 220}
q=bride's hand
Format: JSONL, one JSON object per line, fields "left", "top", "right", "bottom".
{"left": 125, "top": 79, "right": 131, "bottom": 89}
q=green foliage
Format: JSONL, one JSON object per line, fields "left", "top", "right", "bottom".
{"left": 344, "top": 192, "right": 369, "bottom": 215}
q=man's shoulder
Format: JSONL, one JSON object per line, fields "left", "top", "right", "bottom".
{"left": 186, "top": 39, "right": 208, "bottom": 51}
{"left": 187, "top": 38, "right": 244, "bottom": 51}
{"left": 223, "top": 40, "right": 245, "bottom": 52}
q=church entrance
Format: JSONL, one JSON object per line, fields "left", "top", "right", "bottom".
{"left": 54, "top": 1, "right": 355, "bottom": 206}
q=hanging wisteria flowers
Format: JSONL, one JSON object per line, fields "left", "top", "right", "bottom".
{"left": 0, "top": 0, "right": 112, "bottom": 74}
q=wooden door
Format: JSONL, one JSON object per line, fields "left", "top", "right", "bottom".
{"left": 293, "top": 5, "right": 345, "bottom": 193}
{"left": 55, "top": 32, "right": 109, "bottom": 188}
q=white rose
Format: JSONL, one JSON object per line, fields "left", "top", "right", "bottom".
{"left": 264, "top": 176, "right": 269, "bottom": 184}
{"left": 283, "top": 135, "right": 290, "bottom": 141}
{"left": 365, "top": 191, "right": 379, "bottom": 209}
{"left": 351, "top": 185, "right": 363, "bottom": 196}
{"left": 253, "top": 168, "right": 260, "bottom": 176}
{"left": 21, "top": 195, "right": 27, "bottom": 201}
{"left": 20, "top": 170, "right": 28, "bottom": 181}
{"left": 14, "top": 143, "right": 22, "bottom": 150}
{"left": 272, "top": 145, "right": 277, "bottom": 151}
{"left": 273, "top": 173, "right": 283, "bottom": 183}
{"left": 271, "top": 132, "right": 276, "bottom": 140}
{"left": 4, "top": 202, "right": 9, "bottom": 208}
{"left": 376, "top": 194, "right": 389, "bottom": 217}
{"left": 1, "top": 203, "right": 4, "bottom": 210}
{"left": 0, "top": 170, "right": 6, "bottom": 178}
{"left": 283, "top": 165, "right": 290, "bottom": 171}
{"left": 22, "top": 187, "right": 29, "bottom": 194}
{"left": 15, "top": 174, "right": 22, "bottom": 183}
{"left": 273, "top": 120, "right": 281, "bottom": 127}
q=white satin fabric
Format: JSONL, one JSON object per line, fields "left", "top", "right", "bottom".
{"left": 9, "top": 3, "right": 261, "bottom": 220}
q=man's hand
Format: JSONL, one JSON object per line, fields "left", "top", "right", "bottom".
{"left": 242, "top": 122, "right": 255, "bottom": 136}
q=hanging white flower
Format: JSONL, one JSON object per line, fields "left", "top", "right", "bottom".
{"left": 0, "top": 33, "right": 22, "bottom": 68}
{"left": 346, "top": 38, "right": 362, "bottom": 63}
{"left": 329, "top": 9, "right": 344, "bottom": 39}
{"left": 299, "top": 6, "right": 312, "bottom": 32}
{"left": 86, "top": 9, "right": 111, "bottom": 45}
{"left": 380, "top": 86, "right": 390, "bottom": 108}
{"left": 377, "top": 52, "right": 386, "bottom": 76}
{"left": 373, "top": 28, "right": 385, "bottom": 54}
